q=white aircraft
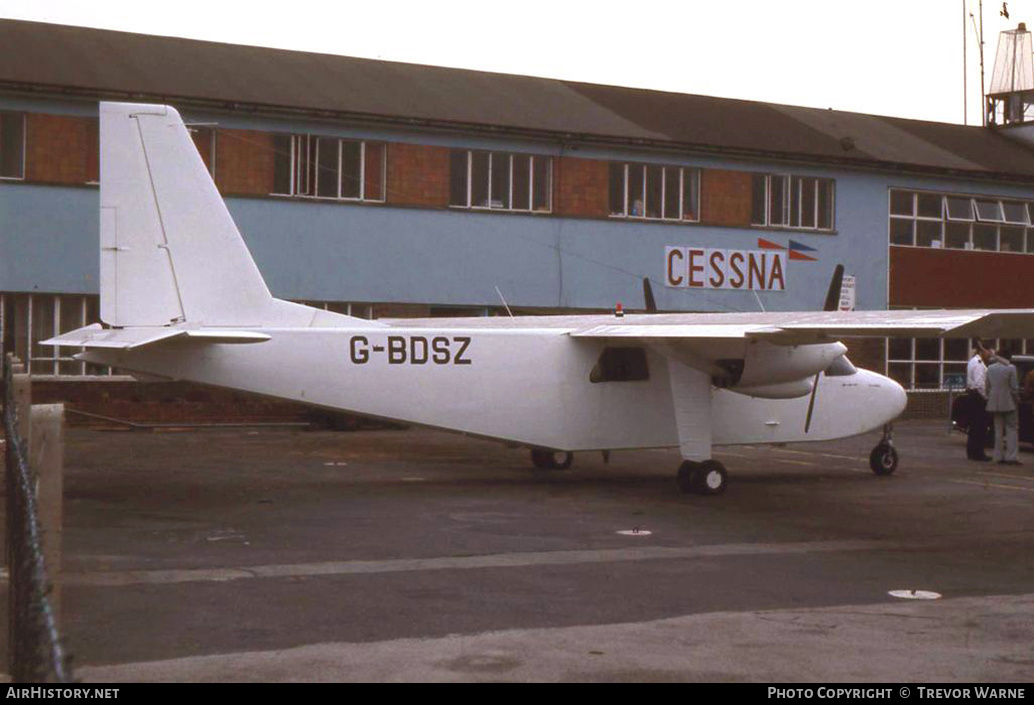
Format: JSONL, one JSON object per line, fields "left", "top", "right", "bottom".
{"left": 44, "top": 103, "right": 1034, "bottom": 494}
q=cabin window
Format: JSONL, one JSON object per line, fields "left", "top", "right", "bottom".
{"left": 590, "top": 347, "right": 650, "bottom": 383}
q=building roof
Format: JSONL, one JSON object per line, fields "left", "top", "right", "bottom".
{"left": 4, "top": 18, "right": 1034, "bottom": 182}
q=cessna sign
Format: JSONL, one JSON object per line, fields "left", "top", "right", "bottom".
{"left": 665, "top": 247, "right": 787, "bottom": 291}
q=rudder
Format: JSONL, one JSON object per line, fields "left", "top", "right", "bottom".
{"left": 99, "top": 102, "right": 273, "bottom": 327}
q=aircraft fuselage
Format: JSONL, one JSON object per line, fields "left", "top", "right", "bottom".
{"left": 82, "top": 325, "right": 906, "bottom": 452}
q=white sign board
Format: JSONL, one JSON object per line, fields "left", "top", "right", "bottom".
{"left": 839, "top": 275, "right": 856, "bottom": 311}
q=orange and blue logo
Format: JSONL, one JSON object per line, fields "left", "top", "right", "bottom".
{"left": 757, "top": 238, "right": 818, "bottom": 262}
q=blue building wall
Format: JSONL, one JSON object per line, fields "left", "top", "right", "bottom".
{"left": 3, "top": 97, "right": 1034, "bottom": 313}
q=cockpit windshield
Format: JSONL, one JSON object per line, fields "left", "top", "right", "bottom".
{"left": 825, "top": 355, "right": 858, "bottom": 377}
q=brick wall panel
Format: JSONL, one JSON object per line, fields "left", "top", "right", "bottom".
{"left": 554, "top": 156, "right": 609, "bottom": 217}
{"left": 386, "top": 143, "right": 449, "bottom": 207}
{"left": 700, "top": 169, "right": 753, "bottom": 226}
{"left": 842, "top": 337, "right": 885, "bottom": 374}
{"left": 215, "top": 128, "right": 274, "bottom": 195}
{"left": 24, "top": 113, "right": 96, "bottom": 185}
{"left": 890, "top": 247, "right": 1034, "bottom": 308}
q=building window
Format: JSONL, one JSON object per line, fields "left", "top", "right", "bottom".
{"left": 293, "top": 300, "right": 374, "bottom": 320}
{"left": 751, "top": 174, "right": 834, "bottom": 231}
{"left": 608, "top": 162, "right": 699, "bottom": 221}
{"left": 0, "top": 111, "right": 25, "bottom": 180}
{"left": 272, "top": 134, "right": 386, "bottom": 202}
{"left": 449, "top": 150, "right": 551, "bottom": 212}
{"left": 0, "top": 294, "right": 114, "bottom": 377}
{"left": 889, "top": 189, "right": 1034, "bottom": 254}
{"left": 886, "top": 336, "right": 1033, "bottom": 390}
{"left": 189, "top": 126, "right": 216, "bottom": 177}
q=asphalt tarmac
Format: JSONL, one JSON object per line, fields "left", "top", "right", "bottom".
{"left": 13, "top": 421, "right": 1034, "bottom": 681}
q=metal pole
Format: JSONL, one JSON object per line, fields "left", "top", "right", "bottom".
{"left": 964, "top": 0, "right": 969, "bottom": 124}
{"left": 980, "top": 0, "right": 986, "bottom": 126}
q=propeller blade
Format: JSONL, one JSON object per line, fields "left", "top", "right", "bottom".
{"left": 642, "top": 277, "right": 657, "bottom": 313}
{"left": 804, "top": 371, "right": 821, "bottom": 433}
{"left": 823, "top": 264, "right": 845, "bottom": 312}
{"left": 804, "top": 264, "right": 842, "bottom": 432}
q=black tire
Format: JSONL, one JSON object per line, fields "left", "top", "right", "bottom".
{"left": 677, "top": 459, "right": 727, "bottom": 495}
{"left": 677, "top": 461, "right": 698, "bottom": 494}
{"left": 695, "top": 460, "right": 728, "bottom": 495}
{"left": 869, "top": 442, "right": 898, "bottom": 476}
{"left": 530, "top": 449, "right": 573, "bottom": 470}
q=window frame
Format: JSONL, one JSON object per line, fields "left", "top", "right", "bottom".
{"left": 272, "top": 133, "right": 386, "bottom": 203}
{"left": 608, "top": 161, "right": 700, "bottom": 223}
{"left": 0, "top": 293, "right": 117, "bottom": 378}
{"left": 888, "top": 189, "right": 1034, "bottom": 255}
{"left": 0, "top": 111, "right": 26, "bottom": 181}
{"left": 449, "top": 149, "right": 552, "bottom": 213}
{"left": 886, "top": 334, "right": 1032, "bottom": 391}
{"left": 751, "top": 173, "right": 835, "bottom": 232}
{"left": 188, "top": 125, "right": 217, "bottom": 178}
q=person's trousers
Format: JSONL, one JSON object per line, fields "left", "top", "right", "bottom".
{"left": 991, "top": 411, "right": 1019, "bottom": 462}
{"left": 966, "top": 391, "right": 989, "bottom": 459}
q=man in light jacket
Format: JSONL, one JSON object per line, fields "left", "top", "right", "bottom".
{"left": 985, "top": 348, "right": 1021, "bottom": 465}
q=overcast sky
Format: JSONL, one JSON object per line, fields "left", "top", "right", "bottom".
{"left": 3, "top": 0, "right": 1031, "bottom": 125}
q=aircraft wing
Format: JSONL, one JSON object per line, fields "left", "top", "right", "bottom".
{"left": 571, "top": 309, "right": 1034, "bottom": 344}
{"left": 41, "top": 324, "right": 271, "bottom": 350}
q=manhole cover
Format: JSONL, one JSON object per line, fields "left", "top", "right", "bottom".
{"left": 889, "top": 589, "right": 942, "bottom": 600}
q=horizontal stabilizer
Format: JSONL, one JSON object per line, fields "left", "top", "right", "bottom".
{"left": 42, "top": 324, "right": 270, "bottom": 350}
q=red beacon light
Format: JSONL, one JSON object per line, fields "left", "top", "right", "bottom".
{"left": 615, "top": 302, "right": 624, "bottom": 318}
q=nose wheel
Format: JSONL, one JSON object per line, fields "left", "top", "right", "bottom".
{"left": 869, "top": 424, "right": 898, "bottom": 476}
{"left": 530, "top": 449, "right": 573, "bottom": 470}
{"left": 677, "top": 459, "right": 727, "bottom": 495}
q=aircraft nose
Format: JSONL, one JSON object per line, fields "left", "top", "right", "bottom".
{"left": 852, "top": 369, "right": 907, "bottom": 428}
{"left": 886, "top": 376, "right": 908, "bottom": 420}
{"left": 867, "top": 371, "right": 907, "bottom": 423}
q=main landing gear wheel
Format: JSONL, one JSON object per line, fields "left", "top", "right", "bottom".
{"left": 677, "top": 459, "right": 728, "bottom": 495}
{"left": 869, "top": 442, "right": 898, "bottom": 476}
{"left": 530, "top": 449, "right": 574, "bottom": 470}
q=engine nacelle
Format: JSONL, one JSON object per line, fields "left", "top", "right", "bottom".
{"left": 731, "top": 340, "right": 846, "bottom": 392}
{"left": 733, "top": 378, "right": 815, "bottom": 399}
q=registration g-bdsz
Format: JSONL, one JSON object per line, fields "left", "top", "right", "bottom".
{"left": 349, "top": 335, "right": 473, "bottom": 366}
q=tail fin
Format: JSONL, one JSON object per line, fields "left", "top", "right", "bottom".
{"left": 99, "top": 102, "right": 273, "bottom": 327}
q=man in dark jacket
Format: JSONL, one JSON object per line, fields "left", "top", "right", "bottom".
{"left": 965, "top": 342, "right": 993, "bottom": 461}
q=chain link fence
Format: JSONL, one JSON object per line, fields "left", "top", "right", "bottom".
{"left": 3, "top": 354, "right": 72, "bottom": 682}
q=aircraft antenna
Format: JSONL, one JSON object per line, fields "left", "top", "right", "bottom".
{"left": 752, "top": 290, "right": 767, "bottom": 313}
{"left": 495, "top": 285, "right": 514, "bottom": 319}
